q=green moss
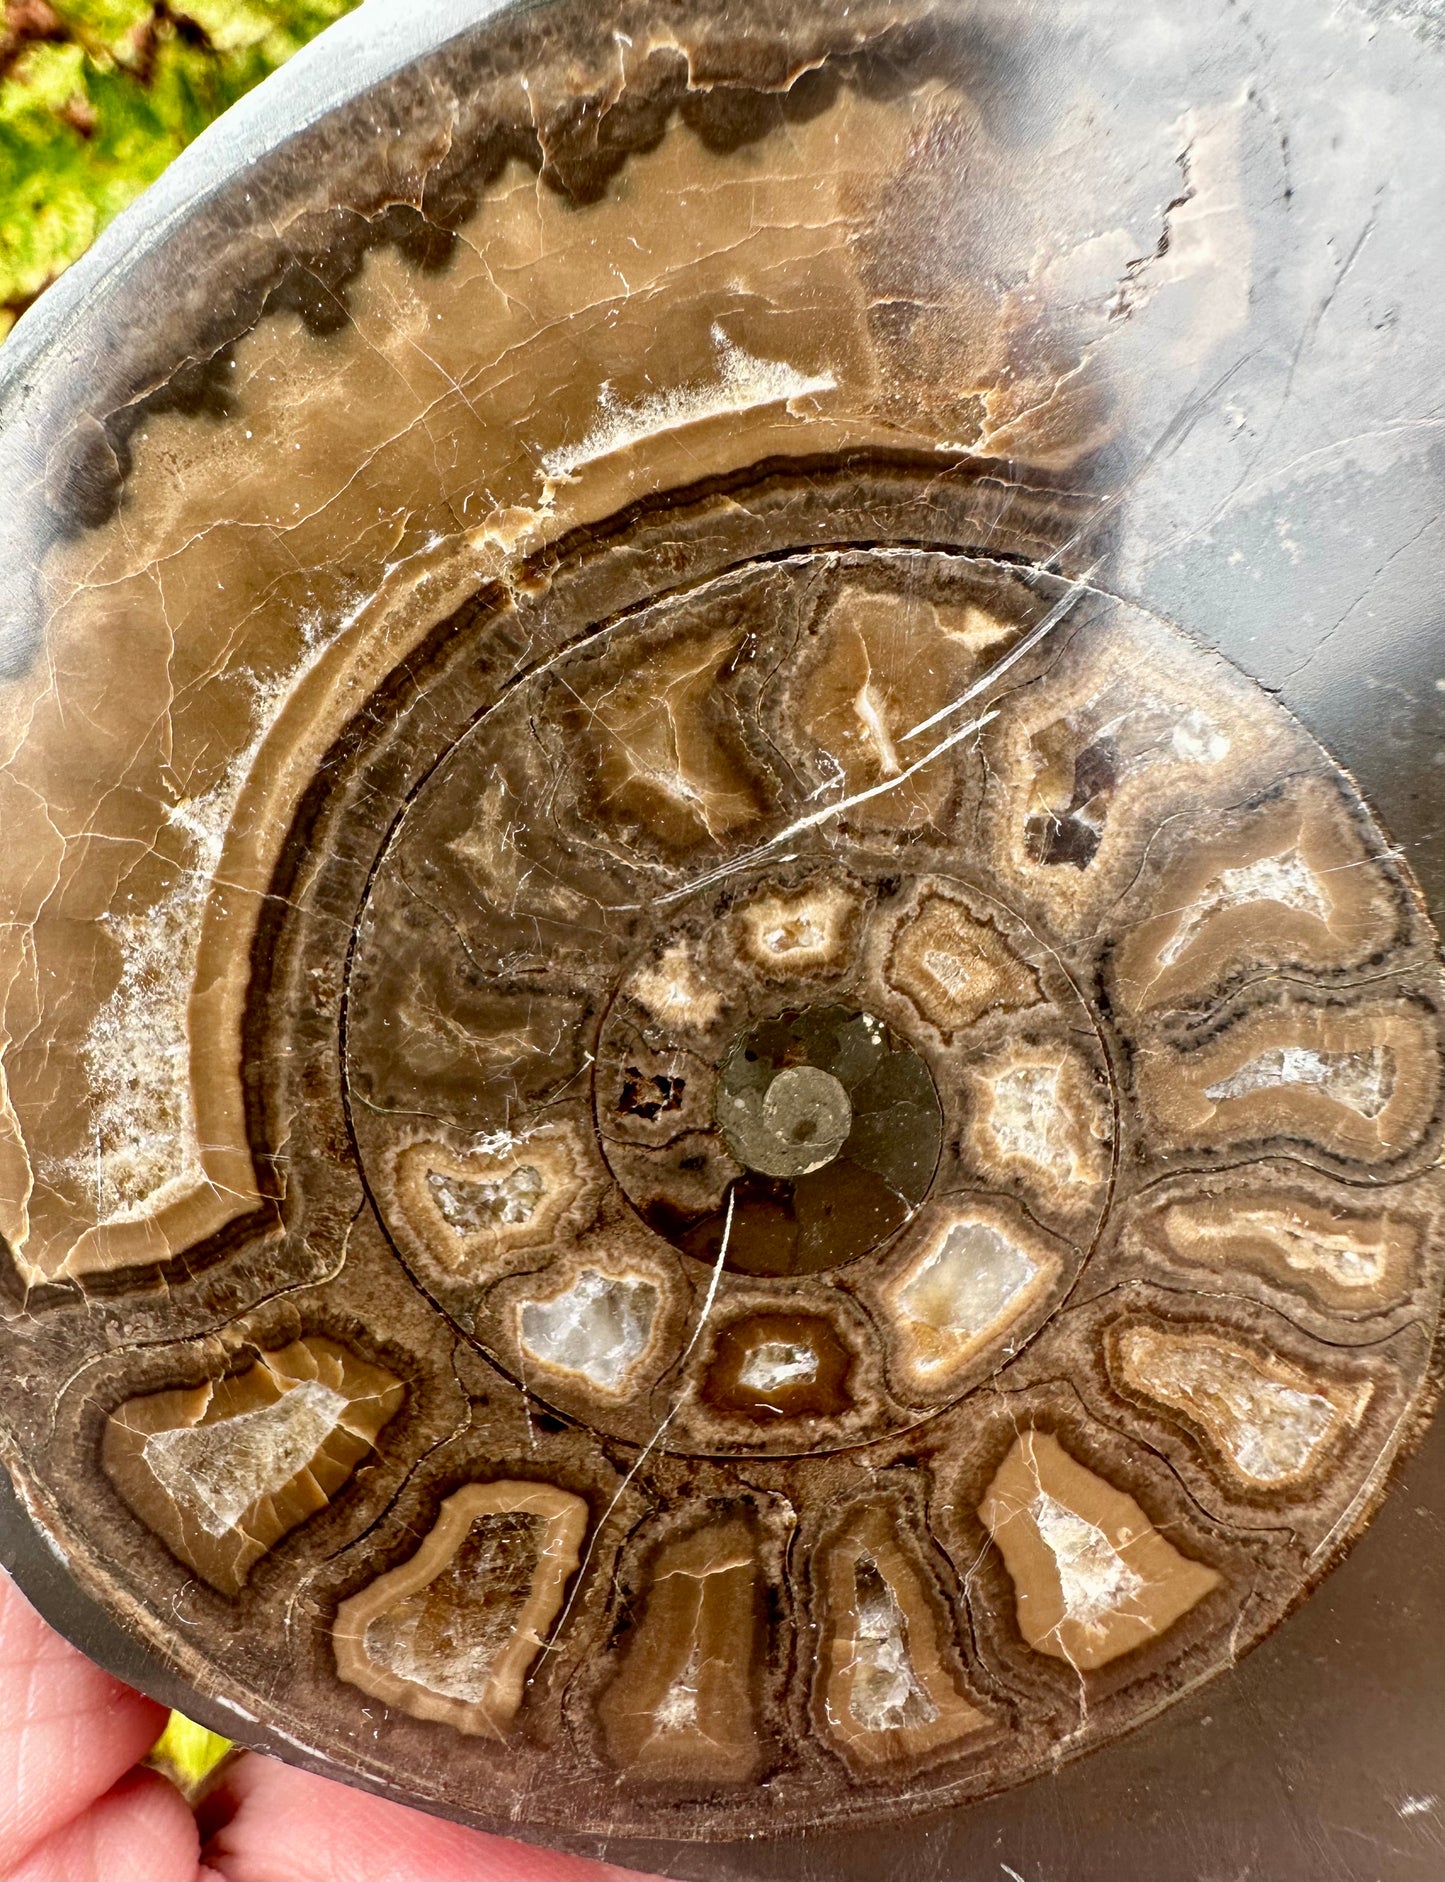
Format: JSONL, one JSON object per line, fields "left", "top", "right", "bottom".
{"left": 0, "top": 0, "right": 360, "bottom": 335}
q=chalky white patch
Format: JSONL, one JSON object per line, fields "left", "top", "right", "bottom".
{"left": 1205, "top": 1045, "right": 1395, "bottom": 1118}
{"left": 1159, "top": 849, "right": 1329, "bottom": 966}
{"left": 652, "top": 1645, "right": 702, "bottom": 1734}
{"left": 57, "top": 608, "right": 349, "bottom": 1227}
{"left": 542, "top": 326, "right": 835, "bottom": 480}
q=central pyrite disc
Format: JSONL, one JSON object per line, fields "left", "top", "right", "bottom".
{"left": 709, "top": 1005, "right": 942, "bottom": 1273}
{"left": 744, "top": 1064, "right": 853, "bottom": 1176}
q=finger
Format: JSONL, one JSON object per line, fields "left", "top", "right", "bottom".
{"left": 0, "top": 1570, "right": 170, "bottom": 1866}
{"left": 203, "top": 1751, "right": 662, "bottom": 1882}
{"left": 0, "top": 1766, "right": 199, "bottom": 1882}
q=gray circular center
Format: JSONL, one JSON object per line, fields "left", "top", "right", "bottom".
{"left": 719, "top": 1064, "right": 853, "bottom": 1178}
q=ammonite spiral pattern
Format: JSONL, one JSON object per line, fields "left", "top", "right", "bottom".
{"left": 1, "top": 0, "right": 1442, "bottom": 1858}
{"left": 344, "top": 541, "right": 1129, "bottom": 1469}
{"left": 255, "top": 473, "right": 1442, "bottom": 1835}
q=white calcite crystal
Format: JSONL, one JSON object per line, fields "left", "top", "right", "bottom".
{"left": 848, "top": 1557, "right": 939, "bottom": 1732}
{"left": 897, "top": 1220, "right": 1038, "bottom": 1363}
{"left": 141, "top": 1379, "right": 347, "bottom": 1538}
{"left": 518, "top": 1268, "right": 658, "bottom": 1392}
{"left": 737, "top": 1339, "right": 820, "bottom": 1393}
{"left": 1206, "top": 1045, "right": 1395, "bottom": 1118}
{"left": 428, "top": 1162, "right": 544, "bottom": 1233}
{"left": 1030, "top": 1491, "right": 1146, "bottom": 1634}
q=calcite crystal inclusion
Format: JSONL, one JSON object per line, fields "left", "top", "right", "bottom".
{"left": 0, "top": 0, "right": 1443, "bottom": 1861}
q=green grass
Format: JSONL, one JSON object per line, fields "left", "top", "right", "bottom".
{"left": 0, "top": 0, "right": 361, "bottom": 335}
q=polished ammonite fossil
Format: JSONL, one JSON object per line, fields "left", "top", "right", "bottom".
{"left": 0, "top": 0, "right": 1441, "bottom": 1859}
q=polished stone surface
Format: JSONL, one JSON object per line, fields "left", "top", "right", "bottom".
{"left": 1, "top": 0, "right": 1445, "bottom": 1871}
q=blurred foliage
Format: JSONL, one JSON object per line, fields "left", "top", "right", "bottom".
{"left": 148, "top": 1709, "right": 235, "bottom": 1797}
{"left": 0, "top": 0, "right": 360, "bottom": 337}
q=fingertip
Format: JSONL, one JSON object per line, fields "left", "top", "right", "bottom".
{"left": 0, "top": 1570, "right": 173, "bottom": 1860}
{"left": 202, "top": 1752, "right": 665, "bottom": 1882}
{"left": 0, "top": 1766, "right": 200, "bottom": 1882}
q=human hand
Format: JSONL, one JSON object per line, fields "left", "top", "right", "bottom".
{"left": 0, "top": 1569, "right": 656, "bottom": 1882}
